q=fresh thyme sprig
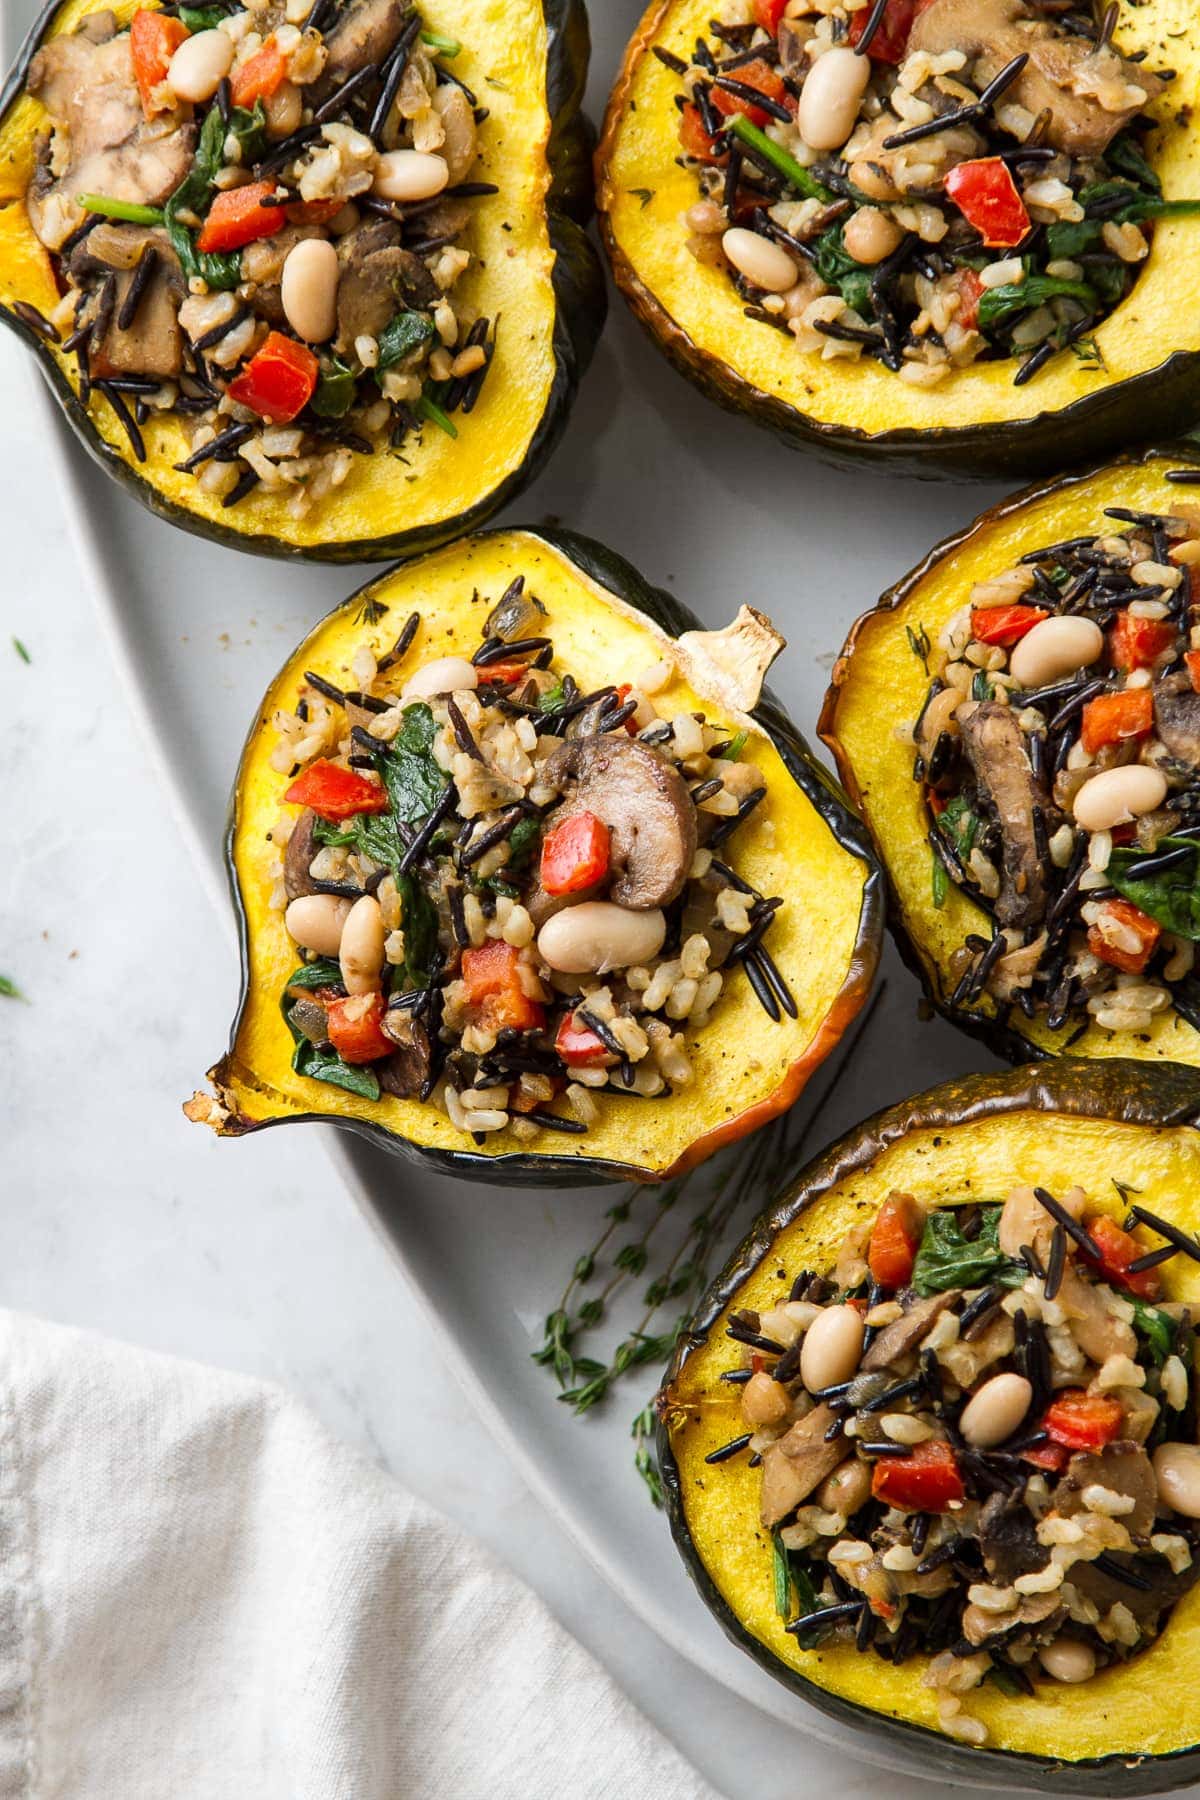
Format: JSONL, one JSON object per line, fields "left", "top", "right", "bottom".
{"left": 532, "top": 984, "right": 885, "bottom": 1502}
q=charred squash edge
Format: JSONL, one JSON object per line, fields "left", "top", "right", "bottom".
{"left": 0, "top": 0, "right": 606, "bottom": 561}
{"left": 203, "top": 523, "right": 885, "bottom": 1185}
{"left": 818, "top": 445, "right": 1200, "bottom": 1067}
{"left": 595, "top": 0, "right": 1200, "bottom": 481}
{"left": 658, "top": 1058, "right": 1200, "bottom": 1792}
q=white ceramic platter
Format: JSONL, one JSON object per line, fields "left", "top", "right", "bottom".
{"left": 7, "top": 0, "right": 1049, "bottom": 1784}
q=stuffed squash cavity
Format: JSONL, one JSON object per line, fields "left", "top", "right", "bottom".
{"left": 0, "top": 0, "right": 604, "bottom": 557}
{"left": 661, "top": 1060, "right": 1200, "bottom": 1791}
{"left": 188, "top": 526, "right": 883, "bottom": 1184}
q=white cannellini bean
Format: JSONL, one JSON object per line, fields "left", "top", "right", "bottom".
{"left": 721, "top": 227, "right": 798, "bottom": 293}
{"left": 537, "top": 903, "right": 667, "bottom": 976}
{"left": 168, "top": 28, "right": 235, "bottom": 103}
{"left": 959, "top": 1372, "right": 1032, "bottom": 1448}
{"left": 797, "top": 47, "right": 870, "bottom": 152}
{"left": 1072, "top": 764, "right": 1168, "bottom": 833}
{"left": 339, "top": 894, "right": 385, "bottom": 995}
{"left": 284, "top": 893, "right": 352, "bottom": 958}
{"left": 841, "top": 207, "right": 903, "bottom": 265}
{"left": 799, "top": 1304, "right": 864, "bottom": 1393}
{"left": 372, "top": 149, "right": 450, "bottom": 202}
{"left": 1008, "top": 615, "right": 1104, "bottom": 688}
{"left": 1153, "top": 1443, "right": 1200, "bottom": 1519}
{"left": 401, "top": 655, "right": 479, "bottom": 700}
{"left": 1038, "top": 1638, "right": 1096, "bottom": 1684}
{"left": 280, "top": 238, "right": 340, "bottom": 343}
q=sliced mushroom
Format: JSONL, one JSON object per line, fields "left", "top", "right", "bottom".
{"left": 284, "top": 809, "right": 322, "bottom": 901}
{"left": 1054, "top": 1446, "right": 1158, "bottom": 1542}
{"left": 908, "top": 0, "right": 1163, "bottom": 158}
{"left": 541, "top": 736, "right": 697, "bottom": 910}
{"left": 27, "top": 32, "right": 195, "bottom": 252}
{"left": 960, "top": 701, "right": 1060, "bottom": 930}
{"left": 334, "top": 220, "right": 439, "bottom": 356}
{"left": 1054, "top": 1260, "right": 1136, "bottom": 1365}
{"left": 759, "top": 1403, "right": 844, "bottom": 1528}
{"left": 69, "top": 222, "right": 186, "bottom": 378}
{"left": 378, "top": 1013, "right": 432, "bottom": 1097}
{"left": 313, "top": 0, "right": 414, "bottom": 98}
{"left": 1154, "top": 672, "right": 1200, "bottom": 767}
{"left": 978, "top": 1490, "right": 1045, "bottom": 1587}
{"left": 861, "top": 1290, "right": 958, "bottom": 1371}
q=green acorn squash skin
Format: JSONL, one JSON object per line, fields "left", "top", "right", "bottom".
{"left": 202, "top": 524, "right": 884, "bottom": 1186}
{"left": 0, "top": 0, "right": 606, "bottom": 561}
{"left": 820, "top": 447, "right": 1200, "bottom": 1068}
{"left": 659, "top": 1059, "right": 1200, "bottom": 1792}
{"left": 597, "top": 0, "right": 1200, "bottom": 480}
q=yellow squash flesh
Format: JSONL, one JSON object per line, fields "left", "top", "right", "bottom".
{"left": 211, "top": 526, "right": 877, "bottom": 1180}
{"left": 0, "top": 0, "right": 565, "bottom": 555}
{"left": 598, "top": 0, "right": 1200, "bottom": 472}
{"left": 667, "top": 1096, "right": 1200, "bottom": 1766}
{"left": 823, "top": 454, "right": 1200, "bottom": 1066}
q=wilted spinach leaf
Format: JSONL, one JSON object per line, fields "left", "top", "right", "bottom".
{"left": 1107, "top": 837, "right": 1200, "bottom": 940}
{"left": 911, "top": 1206, "right": 1025, "bottom": 1296}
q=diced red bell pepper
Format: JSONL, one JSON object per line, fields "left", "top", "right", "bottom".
{"left": 753, "top": 0, "right": 789, "bottom": 30}
{"left": 848, "top": 0, "right": 917, "bottom": 62}
{"left": 478, "top": 661, "right": 537, "bottom": 687}
{"left": 325, "top": 992, "right": 392, "bottom": 1063}
{"left": 1109, "top": 609, "right": 1177, "bottom": 672}
{"left": 613, "top": 683, "right": 641, "bottom": 735}
{"left": 461, "top": 939, "right": 545, "bottom": 1034}
{"left": 197, "top": 180, "right": 286, "bottom": 254}
{"left": 131, "top": 9, "right": 189, "bottom": 118}
{"left": 1083, "top": 1214, "right": 1163, "bottom": 1302}
{"left": 871, "top": 1440, "right": 964, "bottom": 1512}
{"left": 944, "top": 157, "right": 1030, "bottom": 249}
{"left": 541, "top": 811, "right": 610, "bottom": 897}
{"left": 679, "top": 101, "right": 726, "bottom": 165}
{"left": 1186, "top": 650, "right": 1200, "bottom": 693}
{"left": 1087, "top": 898, "right": 1162, "bottom": 978}
{"left": 954, "top": 267, "right": 986, "bottom": 331}
{"left": 710, "top": 58, "right": 795, "bottom": 127}
{"left": 926, "top": 787, "right": 947, "bottom": 817}
{"left": 1042, "top": 1389, "right": 1124, "bottom": 1452}
{"left": 284, "top": 759, "right": 390, "bottom": 820}
{"left": 555, "top": 1013, "right": 612, "bottom": 1067}
{"left": 229, "top": 34, "right": 288, "bottom": 108}
{"left": 868, "top": 1191, "right": 923, "bottom": 1290}
{"left": 1021, "top": 1440, "right": 1070, "bottom": 1474}
{"left": 227, "top": 330, "right": 319, "bottom": 423}
{"left": 971, "top": 604, "right": 1049, "bottom": 647}
{"left": 1080, "top": 687, "right": 1154, "bottom": 755}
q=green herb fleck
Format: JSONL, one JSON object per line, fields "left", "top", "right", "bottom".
{"left": 1132, "top": 1300, "right": 1175, "bottom": 1368}
{"left": 355, "top": 596, "right": 389, "bottom": 627}
{"left": 77, "top": 194, "right": 164, "bottom": 226}
{"left": 0, "top": 974, "right": 26, "bottom": 1001}
{"left": 417, "top": 391, "right": 458, "bottom": 438}
{"left": 630, "top": 187, "right": 656, "bottom": 208}
{"left": 772, "top": 1531, "right": 792, "bottom": 1618}
{"left": 311, "top": 357, "right": 358, "bottom": 419}
{"left": 719, "top": 729, "right": 749, "bottom": 761}
{"left": 420, "top": 27, "right": 461, "bottom": 55}
{"left": 931, "top": 854, "right": 949, "bottom": 910}
{"left": 12, "top": 637, "right": 30, "bottom": 664}
{"left": 726, "top": 114, "right": 833, "bottom": 203}
{"left": 905, "top": 623, "right": 931, "bottom": 674}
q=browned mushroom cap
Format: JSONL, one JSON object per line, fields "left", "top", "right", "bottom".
{"left": 541, "top": 737, "right": 698, "bottom": 910}
{"left": 284, "top": 809, "right": 321, "bottom": 901}
{"left": 378, "top": 1012, "right": 432, "bottom": 1098}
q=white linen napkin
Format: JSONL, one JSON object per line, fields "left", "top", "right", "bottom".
{"left": 0, "top": 1309, "right": 718, "bottom": 1800}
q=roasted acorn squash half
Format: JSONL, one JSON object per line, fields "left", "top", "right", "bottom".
{"left": 0, "top": 0, "right": 605, "bottom": 560}
{"left": 660, "top": 1058, "right": 1200, "bottom": 1792}
{"left": 821, "top": 448, "right": 1200, "bottom": 1067}
{"left": 189, "top": 524, "right": 883, "bottom": 1184}
{"left": 596, "top": 0, "right": 1200, "bottom": 479}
